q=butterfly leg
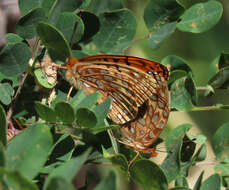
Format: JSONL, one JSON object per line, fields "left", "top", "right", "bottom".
{"left": 66, "top": 86, "right": 73, "bottom": 102}
{"left": 128, "top": 151, "right": 140, "bottom": 168}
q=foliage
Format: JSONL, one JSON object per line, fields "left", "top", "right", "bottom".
{"left": 0, "top": 0, "right": 228, "bottom": 189}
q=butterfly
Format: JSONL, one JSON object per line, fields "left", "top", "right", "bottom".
{"left": 65, "top": 54, "right": 170, "bottom": 157}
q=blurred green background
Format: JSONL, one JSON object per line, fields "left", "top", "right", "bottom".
{"left": 125, "top": 0, "right": 229, "bottom": 138}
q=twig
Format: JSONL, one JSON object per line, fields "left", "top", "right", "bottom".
{"left": 6, "top": 73, "right": 28, "bottom": 123}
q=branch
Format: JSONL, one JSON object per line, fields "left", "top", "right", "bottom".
{"left": 6, "top": 73, "right": 28, "bottom": 123}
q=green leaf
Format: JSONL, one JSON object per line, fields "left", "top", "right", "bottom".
{"left": 73, "top": 92, "right": 102, "bottom": 111}
{"left": 88, "top": 0, "right": 123, "bottom": 14}
{"left": 170, "top": 76, "right": 197, "bottom": 111}
{"left": 0, "top": 73, "right": 19, "bottom": 88}
{"left": 162, "top": 55, "right": 193, "bottom": 85}
{"left": 165, "top": 124, "right": 192, "bottom": 151}
{"left": 34, "top": 66, "right": 56, "bottom": 89}
{"left": 161, "top": 143, "right": 182, "bottom": 183}
{"left": 214, "top": 163, "right": 229, "bottom": 176}
{"left": 18, "top": 0, "right": 42, "bottom": 16}
{"left": 0, "top": 168, "right": 39, "bottom": 190}
{"left": 193, "top": 171, "right": 204, "bottom": 190}
{"left": 194, "top": 144, "right": 207, "bottom": 162}
{"left": 0, "top": 142, "right": 5, "bottom": 167}
{"left": 144, "top": 0, "right": 183, "bottom": 31}
{"left": 130, "top": 159, "right": 168, "bottom": 190}
{"left": 162, "top": 55, "right": 192, "bottom": 77}
{"left": 90, "top": 125, "right": 120, "bottom": 134}
{"left": 6, "top": 124, "right": 53, "bottom": 179}
{"left": 71, "top": 50, "right": 88, "bottom": 58}
{"left": 36, "top": 22, "right": 71, "bottom": 61}
{"left": 56, "top": 13, "right": 84, "bottom": 43}
{"left": 0, "top": 43, "right": 32, "bottom": 77}
{"left": 212, "top": 122, "right": 229, "bottom": 162}
{"left": 55, "top": 102, "right": 75, "bottom": 123}
{"left": 45, "top": 176, "right": 75, "bottom": 190}
{"left": 148, "top": 22, "right": 177, "bottom": 49}
{"left": 102, "top": 147, "right": 128, "bottom": 176}
{"left": 51, "top": 134, "right": 75, "bottom": 162}
{"left": 76, "top": 108, "right": 97, "bottom": 128}
{"left": 5, "top": 33, "right": 24, "bottom": 43}
{"left": 42, "top": 0, "right": 84, "bottom": 25}
{"left": 44, "top": 148, "right": 92, "bottom": 189}
{"left": 93, "top": 97, "right": 112, "bottom": 127}
{"left": 94, "top": 8, "right": 137, "bottom": 54}
{"left": 175, "top": 176, "right": 189, "bottom": 187}
{"left": 34, "top": 101, "right": 56, "bottom": 122}
{"left": 176, "top": 0, "right": 200, "bottom": 9}
{"left": 16, "top": 8, "right": 47, "bottom": 39}
{"left": 177, "top": 1, "right": 223, "bottom": 33}
{"left": 204, "top": 85, "right": 215, "bottom": 97}
{"left": 200, "top": 174, "right": 221, "bottom": 190}
{"left": 94, "top": 171, "right": 116, "bottom": 190}
{"left": 0, "top": 83, "right": 14, "bottom": 105}
{"left": 0, "top": 104, "right": 7, "bottom": 146}
{"left": 208, "top": 66, "right": 229, "bottom": 89}
{"left": 208, "top": 55, "right": 220, "bottom": 82}
{"left": 170, "top": 187, "right": 191, "bottom": 190}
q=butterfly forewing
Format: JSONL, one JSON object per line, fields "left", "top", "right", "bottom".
{"left": 66, "top": 55, "right": 168, "bottom": 125}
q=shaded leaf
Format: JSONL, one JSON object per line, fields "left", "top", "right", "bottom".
{"left": 94, "top": 171, "right": 116, "bottom": 190}
{"left": 34, "top": 101, "right": 56, "bottom": 122}
{"left": 56, "top": 12, "right": 84, "bottom": 44}
{"left": 16, "top": 8, "right": 47, "bottom": 39}
{"left": 43, "top": 0, "right": 84, "bottom": 25}
{"left": 76, "top": 108, "right": 97, "bottom": 128}
{"left": 0, "top": 142, "right": 5, "bottom": 167}
{"left": 55, "top": 102, "right": 75, "bottom": 123}
{"left": 94, "top": 8, "right": 137, "bottom": 53}
{"left": 193, "top": 171, "right": 204, "bottom": 190}
{"left": 0, "top": 104, "right": 7, "bottom": 146}
{"left": 18, "top": 0, "right": 42, "bottom": 16}
{"left": 130, "top": 159, "right": 168, "bottom": 190}
{"left": 45, "top": 176, "right": 75, "bottom": 190}
{"left": 78, "top": 11, "right": 100, "bottom": 43}
{"left": 200, "top": 174, "right": 221, "bottom": 190}
{"left": 44, "top": 148, "right": 92, "bottom": 189}
{"left": 175, "top": 176, "right": 189, "bottom": 187}
{"left": 0, "top": 43, "right": 32, "bottom": 76}
{"left": 102, "top": 146, "right": 128, "bottom": 176}
{"left": 0, "top": 168, "right": 39, "bottom": 190}
{"left": 36, "top": 22, "right": 71, "bottom": 61}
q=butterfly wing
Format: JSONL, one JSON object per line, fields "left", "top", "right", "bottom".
{"left": 66, "top": 55, "right": 169, "bottom": 125}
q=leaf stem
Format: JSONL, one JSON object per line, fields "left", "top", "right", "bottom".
{"left": 171, "top": 105, "right": 229, "bottom": 112}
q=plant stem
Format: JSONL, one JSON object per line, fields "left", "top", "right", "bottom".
{"left": 171, "top": 105, "right": 229, "bottom": 112}
{"left": 6, "top": 73, "right": 28, "bottom": 123}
